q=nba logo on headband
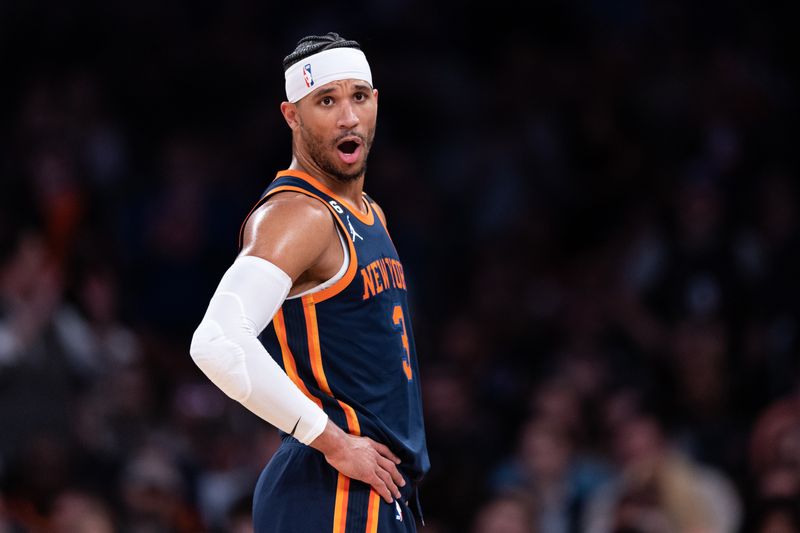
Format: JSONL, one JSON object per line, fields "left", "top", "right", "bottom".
{"left": 285, "top": 48, "right": 372, "bottom": 103}
{"left": 303, "top": 64, "right": 314, "bottom": 88}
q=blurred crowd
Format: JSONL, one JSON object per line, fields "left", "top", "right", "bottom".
{"left": 1, "top": 1, "right": 799, "bottom": 532}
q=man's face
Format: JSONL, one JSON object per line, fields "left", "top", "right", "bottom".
{"left": 291, "top": 79, "right": 378, "bottom": 182}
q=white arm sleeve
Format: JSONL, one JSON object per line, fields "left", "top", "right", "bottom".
{"left": 189, "top": 255, "right": 328, "bottom": 444}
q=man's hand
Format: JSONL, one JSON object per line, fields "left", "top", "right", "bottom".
{"left": 310, "top": 421, "right": 406, "bottom": 503}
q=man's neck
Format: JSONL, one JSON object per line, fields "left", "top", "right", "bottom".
{"left": 288, "top": 157, "right": 367, "bottom": 214}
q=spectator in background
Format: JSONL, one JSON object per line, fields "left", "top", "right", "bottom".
{"left": 752, "top": 499, "right": 800, "bottom": 533}
{"left": 50, "top": 490, "right": 114, "bottom": 533}
{"left": 0, "top": 231, "right": 63, "bottom": 371}
{"left": 747, "top": 388, "right": 800, "bottom": 530}
{"left": 54, "top": 263, "right": 141, "bottom": 377}
{"left": 0, "top": 231, "right": 79, "bottom": 526}
{"left": 193, "top": 423, "right": 281, "bottom": 530}
{"left": 118, "top": 443, "right": 204, "bottom": 532}
{"left": 490, "top": 415, "right": 612, "bottom": 533}
{"left": 583, "top": 404, "right": 741, "bottom": 533}
{"left": 421, "top": 364, "right": 494, "bottom": 532}
{"left": 668, "top": 316, "right": 743, "bottom": 473}
{"left": 471, "top": 491, "right": 538, "bottom": 533}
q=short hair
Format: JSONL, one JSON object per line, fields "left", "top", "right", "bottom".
{"left": 282, "top": 32, "right": 361, "bottom": 72}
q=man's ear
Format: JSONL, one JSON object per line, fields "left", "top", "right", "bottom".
{"left": 280, "top": 101, "right": 300, "bottom": 130}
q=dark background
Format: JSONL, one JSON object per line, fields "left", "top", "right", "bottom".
{"left": 1, "top": 1, "right": 799, "bottom": 532}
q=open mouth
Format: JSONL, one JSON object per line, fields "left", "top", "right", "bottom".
{"left": 338, "top": 140, "right": 359, "bottom": 154}
{"left": 336, "top": 137, "right": 363, "bottom": 164}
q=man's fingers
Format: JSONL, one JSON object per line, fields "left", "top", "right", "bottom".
{"left": 370, "top": 473, "right": 394, "bottom": 503}
{"left": 374, "top": 467, "right": 400, "bottom": 501}
{"left": 378, "top": 456, "right": 406, "bottom": 488}
{"left": 369, "top": 439, "right": 401, "bottom": 465}
{"left": 328, "top": 436, "right": 405, "bottom": 504}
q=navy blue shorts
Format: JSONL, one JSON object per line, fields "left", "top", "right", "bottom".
{"left": 253, "top": 436, "right": 418, "bottom": 533}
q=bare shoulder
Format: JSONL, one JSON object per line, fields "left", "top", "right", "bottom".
{"left": 241, "top": 191, "right": 337, "bottom": 280}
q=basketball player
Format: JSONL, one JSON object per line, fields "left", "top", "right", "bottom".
{"left": 190, "top": 33, "right": 429, "bottom": 532}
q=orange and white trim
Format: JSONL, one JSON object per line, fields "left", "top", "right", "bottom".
{"left": 275, "top": 170, "right": 375, "bottom": 226}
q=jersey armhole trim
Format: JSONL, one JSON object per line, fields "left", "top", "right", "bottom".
{"left": 287, "top": 224, "right": 348, "bottom": 300}
{"left": 242, "top": 184, "right": 358, "bottom": 304}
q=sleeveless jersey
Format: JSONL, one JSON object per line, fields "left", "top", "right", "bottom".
{"left": 239, "top": 170, "right": 430, "bottom": 484}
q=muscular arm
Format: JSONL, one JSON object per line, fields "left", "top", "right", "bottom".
{"left": 191, "top": 192, "right": 404, "bottom": 502}
{"left": 240, "top": 192, "right": 340, "bottom": 291}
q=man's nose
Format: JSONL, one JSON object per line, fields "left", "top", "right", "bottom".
{"left": 337, "top": 102, "right": 359, "bottom": 129}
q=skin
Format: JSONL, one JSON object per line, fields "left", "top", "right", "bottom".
{"left": 239, "top": 77, "right": 401, "bottom": 503}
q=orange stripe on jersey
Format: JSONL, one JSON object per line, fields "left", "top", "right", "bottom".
{"left": 273, "top": 309, "right": 322, "bottom": 408}
{"left": 338, "top": 398, "right": 361, "bottom": 436}
{"left": 276, "top": 169, "right": 375, "bottom": 226}
{"left": 302, "top": 295, "right": 361, "bottom": 436}
{"left": 365, "top": 490, "right": 381, "bottom": 533}
{"left": 302, "top": 297, "right": 333, "bottom": 395}
{"left": 333, "top": 473, "right": 350, "bottom": 533}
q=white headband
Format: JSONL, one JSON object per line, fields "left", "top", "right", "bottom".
{"left": 284, "top": 47, "right": 373, "bottom": 103}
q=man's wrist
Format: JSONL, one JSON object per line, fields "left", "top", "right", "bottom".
{"left": 309, "top": 420, "right": 348, "bottom": 458}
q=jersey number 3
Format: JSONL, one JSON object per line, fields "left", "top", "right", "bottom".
{"left": 392, "top": 305, "right": 413, "bottom": 381}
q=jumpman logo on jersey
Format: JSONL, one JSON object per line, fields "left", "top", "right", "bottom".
{"left": 347, "top": 215, "right": 363, "bottom": 242}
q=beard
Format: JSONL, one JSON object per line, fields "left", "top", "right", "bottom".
{"left": 299, "top": 123, "right": 375, "bottom": 183}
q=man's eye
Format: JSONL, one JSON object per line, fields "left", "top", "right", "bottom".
{"left": 354, "top": 93, "right": 365, "bottom": 101}
{"left": 321, "top": 96, "right": 333, "bottom": 105}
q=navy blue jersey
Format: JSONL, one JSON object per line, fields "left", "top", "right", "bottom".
{"left": 239, "top": 170, "right": 429, "bottom": 485}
